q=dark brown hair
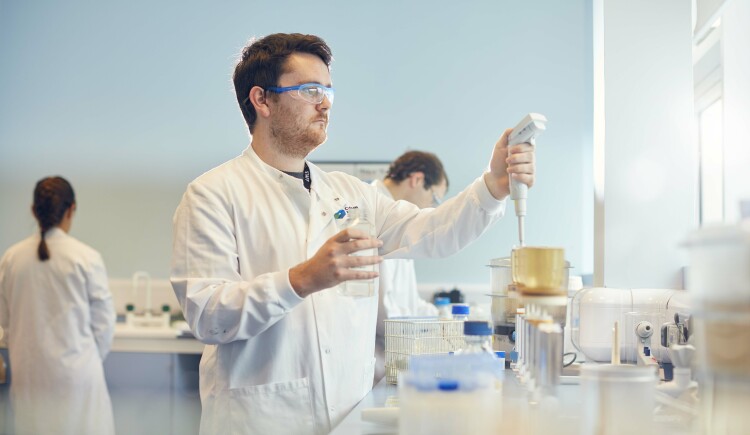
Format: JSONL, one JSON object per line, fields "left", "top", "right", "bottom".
{"left": 233, "top": 33, "right": 333, "bottom": 133}
{"left": 386, "top": 151, "right": 449, "bottom": 190}
{"left": 33, "top": 176, "right": 75, "bottom": 261}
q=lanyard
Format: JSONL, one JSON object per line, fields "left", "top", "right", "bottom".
{"left": 303, "top": 162, "right": 311, "bottom": 191}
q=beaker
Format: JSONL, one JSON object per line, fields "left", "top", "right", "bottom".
{"left": 511, "top": 247, "right": 570, "bottom": 295}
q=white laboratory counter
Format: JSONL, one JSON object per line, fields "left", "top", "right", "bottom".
{"left": 329, "top": 368, "right": 692, "bottom": 435}
{"left": 329, "top": 372, "right": 584, "bottom": 435}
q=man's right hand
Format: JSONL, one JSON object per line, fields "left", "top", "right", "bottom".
{"left": 289, "top": 228, "right": 383, "bottom": 298}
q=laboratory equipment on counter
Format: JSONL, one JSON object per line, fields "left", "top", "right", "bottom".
{"left": 488, "top": 254, "right": 572, "bottom": 356}
{"left": 508, "top": 113, "right": 547, "bottom": 246}
{"left": 570, "top": 287, "right": 691, "bottom": 364}
{"left": 634, "top": 321, "right": 658, "bottom": 366}
{"left": 657, "top": 344, "right": 697, "bottom": 398}
{"left": 336, "top": 207, "right": 376, "bottom": 297}
{"left": 383, "top": 318, "right": 465, "bottom": 384}
{"left": 653, "top": 344, "right": 699, "bottom": 431}
{"left": 501, "top": 246, "right": 570, "bottom": 396}
{"left": 126, "top": 271, "right": 171, "bottom": 329}
{"left": 399, "top": 354, "right": 502, "bottom": 435}
{"left": 580, "top": 364, "right": 658, "bottom": 435}
{"left": 533, "top": 322, "right": 563, "bottom": 399}
{"left": 434, "top": 297, "right": 452, "bottom": 319}
{"left": 487, "top": 257, "right": 519, "bottom": 355}
{"left": 451, "top": 304, "right": 469, "bottom": 321}
{"left": 563, "top": 276, "right": 584, "bottom": 359}
{"left": 455, "top": 321, "right": 494, "bottom": 356}
{"left": 511, "top": 246, "right": 569, "bottom": 296}
{"left": 684, "top": 223, "right": 750, "bottom": 433}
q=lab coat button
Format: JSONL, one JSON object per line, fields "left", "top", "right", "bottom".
{"left": 324, "top": 348, "right": 331, "bottom": 354}
{"left": 321, "top": 212, "right": 327, "bottom": 217}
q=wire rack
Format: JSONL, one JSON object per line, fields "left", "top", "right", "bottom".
{"left": 384, "top": 318, "right": 466, "bottom": 384}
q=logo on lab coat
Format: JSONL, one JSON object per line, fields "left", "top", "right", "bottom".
{"left": 335, "top": 205, "right": 361, "bottom": 219}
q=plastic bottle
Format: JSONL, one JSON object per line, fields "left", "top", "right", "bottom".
{"left": 456, "top": 321, "right": 495, "bottom": 355}
{"left": 495, "top": 351, "right": 506, "bottom": 368}
{"left": 452, "top": 304, "right": 470, "bottom": 321}
{"left": 435, "top": 297, "right": 452, "bottom": 319}
{"left": 337, "top": 208, "right": 376, "bottom": 297}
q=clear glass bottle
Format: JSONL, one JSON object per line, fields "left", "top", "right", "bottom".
{"left": 456, "top": 321, "right": 495, "bottom": 355}
{"left": 452, "top": 304, "right": 470, "bottom": 321}
{"left": 337, "top": 208, "right": 377, "bottom": 297}
{"left": 435, "top": 297, "right": 452, "bottom": 319}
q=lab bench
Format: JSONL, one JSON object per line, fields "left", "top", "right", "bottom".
{"left": 330, "top": 368, "right": 693, "bottom": 435}
{"left": 328, "top": 374, "right": 569, "bottom": 435}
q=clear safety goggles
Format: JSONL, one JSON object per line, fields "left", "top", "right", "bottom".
{"left": 266, "top": 83, "right": 335, "bottom": 105}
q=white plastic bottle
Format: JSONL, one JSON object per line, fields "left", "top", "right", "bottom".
{"left": 337, "top": 208, "right": 377, "bottom": 297}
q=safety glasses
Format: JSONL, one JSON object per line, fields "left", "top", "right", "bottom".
{"left": 266, "top": 83, "right": 335, "bottom": 104}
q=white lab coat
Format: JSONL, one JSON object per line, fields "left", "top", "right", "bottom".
{"left": 371, "top": 179, "right": 439, "bottom": 384}
{"left": 0, "top": 228, "right": 116, "bottom": 435}
{"left": 171, "top": 145, "right": 506, "bottom": 434}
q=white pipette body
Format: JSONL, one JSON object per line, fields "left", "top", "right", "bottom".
{"left": 508, "top": 113, "right": 547, "bottom": 246}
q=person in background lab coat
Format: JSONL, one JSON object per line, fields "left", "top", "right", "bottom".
{"left": 171, "top": 33, "right": 535, "bottom": 435}
{"left": 372, "top": 151, "right": 448, "bottom": 384}
{"left": 0, "top": 176, "right": 116, "bottom": 435}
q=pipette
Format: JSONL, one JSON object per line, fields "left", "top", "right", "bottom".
{"left": 508, "top": 113, "right": 547, "bottom": 246}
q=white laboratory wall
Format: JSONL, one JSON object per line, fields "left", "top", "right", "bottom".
{"left": 0, "top": 0, "right": 593, "bottom": 283}
{"left": 593, "top": 0, "right": 697, "bottom": 288}
{"left": 721, "top": 0, "right": 750, "bottom": 221}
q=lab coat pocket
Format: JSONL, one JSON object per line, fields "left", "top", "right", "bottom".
{"left": 228, "top": 377, "right": 316, "bottom": 435}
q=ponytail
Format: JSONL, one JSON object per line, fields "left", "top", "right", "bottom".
{"left": 32, "top": 176, "right": 76, "bottom": 261}
{"left": 38, "top": 230, "right": 50, "bottom": 261}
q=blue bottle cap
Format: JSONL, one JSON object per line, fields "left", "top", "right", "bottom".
{"left": 451, "top": 304, "right": 470, "bottom": 315}
{"left": 437, "top": 379, "right": 459, "bottom": 391}
{"left": 434, "top": 297, "right": 450, "bottom": 306}
{"left": 495, "top": 351, "right": 506, "bottom": 358}
{"left": 464, "top": 321, "right": 492, "bottom": 336}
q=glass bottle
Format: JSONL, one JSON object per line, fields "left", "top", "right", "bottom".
{"left": 337, "top": 208, "right": 377, "bottom": 297}
{"left": 456, "top": 321, "right": 495, "bottom": 356}
{"left": 452, "top": 304, "right": 470, "bottom": 321}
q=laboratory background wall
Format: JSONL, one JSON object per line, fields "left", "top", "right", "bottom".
{"left": 0, "top": 0, "right": 594, "bottom": 287}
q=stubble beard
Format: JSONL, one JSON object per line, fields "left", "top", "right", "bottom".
{"left": 270, "top": 105, "right": 328, "bottom": 160}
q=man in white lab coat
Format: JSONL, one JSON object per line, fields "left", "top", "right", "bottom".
{"left": 372, "top": 151, "right": 448, "bottom": 384}
{"left": 170, "top": 33, "right": 535, "bottom": 434}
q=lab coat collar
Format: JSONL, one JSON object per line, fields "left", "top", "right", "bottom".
{"left": 242, "top": 144, "right": 298, "bottom": 184}
{"left": 241, "top": 144, "right": 345, "bottom": 219}
{"left": 40, "top": 227, "right": 67, "bottom": 240}
{"left": 371, "top": 179, "right": 393, "bottom": 199}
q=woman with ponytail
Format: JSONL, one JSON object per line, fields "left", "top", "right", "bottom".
{"left": 0, "top": 176, "right": 116, "bottom": 435}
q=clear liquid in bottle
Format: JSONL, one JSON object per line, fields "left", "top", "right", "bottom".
{"left": 336, "top": 208, "right": 376, "bottom": 297}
